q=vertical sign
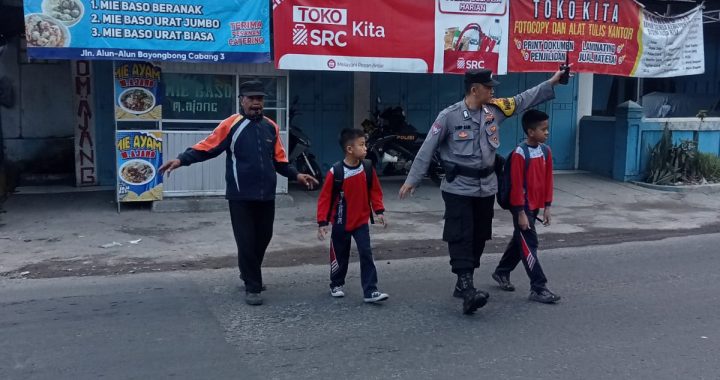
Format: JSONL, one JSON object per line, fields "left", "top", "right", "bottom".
{"left": 72, "top": 60, "right": 97, "bottom": 186}
{"left": 116, "top": 131, "right": 163, "bottom": 202}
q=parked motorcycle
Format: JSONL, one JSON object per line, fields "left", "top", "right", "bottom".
{"left": 288, "top": 97, "right": 323, "bottom": 187}
{"left": 363, "top": 98, "right": 445, "bottom": 185}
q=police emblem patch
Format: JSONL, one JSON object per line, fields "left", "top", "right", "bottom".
{"left": 431, "top": 123, "right": 442, "bottom": 135}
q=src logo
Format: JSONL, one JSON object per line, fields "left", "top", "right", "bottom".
{"left": 456, "top": 58, "right": 466, "bottom": 70}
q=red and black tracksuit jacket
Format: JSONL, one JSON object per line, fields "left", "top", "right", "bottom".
{"left": 316, "top": 162, "right": 384, "bottom": 231}
{"left": 177, "top": 112, "right": 298, "bottom": 201}
{"left": 509, "top": 144, "right": 553, "bottom": 212}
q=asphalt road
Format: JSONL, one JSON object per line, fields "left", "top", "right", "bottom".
{"left": 2, "top": 233, "right": 719, "bottom": 380}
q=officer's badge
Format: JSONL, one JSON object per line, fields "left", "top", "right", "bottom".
{"left": 462, "top": 110, "right": 470, "bottom": 120}
{"left": 458, "top": 131, "right": 469, "bottom": 139}
{"left": 490, "top": 97, "right": 516, "bottom": 117}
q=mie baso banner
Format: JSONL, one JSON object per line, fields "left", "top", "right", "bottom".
{"left": 116, "top": 130, "right": 163, "bottom": 202}
{"left": 273, "top": 0, "right": 510, "bottom": 74}
{"left": 114, "top": 61, "right": 161, "bottom": 120}
{"left": 23, "top": 0, "right": 270, "bottom": 63}
{"left": 507, "top": 0, "right": 704, "bottom": 77}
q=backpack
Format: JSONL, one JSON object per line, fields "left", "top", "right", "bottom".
{"left": 496, "top": 142, "right": 549, "bottom": 210}
{"left": 328, "top": 159, "right": 375, "bottom": 224}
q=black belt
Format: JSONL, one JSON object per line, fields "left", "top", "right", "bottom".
{"left": 455, "top": 164, "right": 495, "bottom": 178}
{"left": 444, "top": 162, "right": 495, "bottom": 183}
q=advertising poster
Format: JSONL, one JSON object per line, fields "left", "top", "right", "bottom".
{"left": 507, "top": 0, "right": 704, "bottom": 77}
{"left": 273, "top": 0, "right": 510, "bottom": 74}
{"left": 114, "top": 61, "right": 161, "bottom": 120}
{"left": 23, "top": 0, "right": 270, "bottom": 63}
{"left": 116, "top": 130, "right": 163, "bottom": 202}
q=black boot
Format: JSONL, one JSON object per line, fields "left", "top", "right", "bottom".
{"left": 454, "top": 276, "right": 489, "bottom": 299}
{"left": 457, "top": 272, "right": 488, "bottom": 315}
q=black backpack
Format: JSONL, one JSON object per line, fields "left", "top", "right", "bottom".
{"left": 328, "top": 159, "right": 375, "bottom": 224}
{"left": 497, "top": 142, "right": 549, "bottom": 210}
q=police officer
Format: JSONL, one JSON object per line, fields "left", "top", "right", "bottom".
{"left": 159, "top": 80, "right": 319, "bottom": 306}
{"left": 399, "top": 69, "right": 565, "bottom": 315}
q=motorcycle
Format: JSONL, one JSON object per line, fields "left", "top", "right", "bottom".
{"left": 288, "top": 97, "right": 323, "bottom": 187}
{"left": 363, "top": 98, "right": 445, "bottom": 185}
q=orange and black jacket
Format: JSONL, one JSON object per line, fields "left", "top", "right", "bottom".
{"left": 177, "top": 112, "right": 298, "bottom": 201}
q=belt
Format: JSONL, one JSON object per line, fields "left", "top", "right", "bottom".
{"left": 454, "top": 164, "right": 495, "bottom": 179}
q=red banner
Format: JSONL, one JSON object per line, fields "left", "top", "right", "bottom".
{"left": 273, "top": 0, "right": 435, "bottom": 72}
{"left": 508, "top": 0, "right": 642, "bottom": 75}
{"left": 273, "top": 0, "right": 510, "bottom": 74}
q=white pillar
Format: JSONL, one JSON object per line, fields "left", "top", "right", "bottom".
{"left": 353, "top": 72, "right": 371, "bottom": 129}
{"left": 575, "top": 73, "right": 593, "bottom": 169}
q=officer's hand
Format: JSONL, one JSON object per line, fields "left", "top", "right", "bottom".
{"left": 377, "top": 214, "right": 388, "bottom": 229}
{"left": 518, "top": 212, "right": 530, "bottom": 231}
{"left": 542, "top": 207, "right": 551, "bottom": 226}
{"left": 317, "top": 226, "right": 329, "bottom": 241}
{"left": 549, "top": 64, "right": 573, "bottom": 85}
{"left": 398, "top": 183, "right": 415, "bottom": 199}
{"left": 159, "top": 159, "right": 181, "bottom": 177}
{"left": 297, "top": 174, "right": 319, "bottom": 190}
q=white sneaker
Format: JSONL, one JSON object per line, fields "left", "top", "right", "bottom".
{"left": 330, "top": 286, "right": 345, "bottom": 297}
{"left": 364, "top": 291, "right": 389, "bottom": 303}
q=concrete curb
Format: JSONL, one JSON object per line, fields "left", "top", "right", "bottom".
{"left": 151, "top": 194, "right": 295, "bottom": 212}
{"left": 631, "top": 181, "right": 720, "bottom": 193}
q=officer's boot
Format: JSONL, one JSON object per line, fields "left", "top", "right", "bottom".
{"left": 457, "top": 272, "right": 489, "bottom": 315}
{"left": 454, "top": 274, "right": 489, "bottom": 299}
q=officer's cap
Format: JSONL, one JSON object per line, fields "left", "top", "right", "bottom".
{"left": 464, "top": 69, "right": 500, "bottom": 87}
{"left": 239, "top": 80, "right": 267, "bottom": 97}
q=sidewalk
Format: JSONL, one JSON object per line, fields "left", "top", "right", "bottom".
{"left": 1, "top": 173, "right": 719, "bottom": 278}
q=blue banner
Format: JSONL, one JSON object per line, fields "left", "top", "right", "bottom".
{"left": 116, "top": 130, "right": 163, "bottom": 202}
{"left": 23, "top": 0, "right": 270, "bottom": 63}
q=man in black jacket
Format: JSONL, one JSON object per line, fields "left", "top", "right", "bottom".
{"left": 160, "top": 80, "right": 318, "bottom": 305}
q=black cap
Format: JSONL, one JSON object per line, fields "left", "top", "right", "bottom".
{"left": 464, "top": 69, "right": 500, "bottom": 87}
{"left": 239, "top": 80, "right": 267, "bottom": 97}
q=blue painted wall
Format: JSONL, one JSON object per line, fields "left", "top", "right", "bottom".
{"left": 289, "top": 71, "right": 353, "bottom": 173}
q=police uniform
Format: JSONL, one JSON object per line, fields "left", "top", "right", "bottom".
{"left": 404, "top": 70, "right": 555, "bottom": 277}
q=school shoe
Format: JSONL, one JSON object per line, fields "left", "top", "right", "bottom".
{"left": 330, "top": 286, "right": 345, "bottom": 298}
{"left": 528, "top": 289, "right": 561, "bottom": 304}
{"left": 245, "top": 292, "right": 263, "bottom": 306}
{"left": 491, "top": 272, "right": 516, "bottom": 292}
{"left": 364, "top": 291, "right": 389, "bottom": 303}
{"left": 457, "top": 272, "right": 489, "bottom": 315}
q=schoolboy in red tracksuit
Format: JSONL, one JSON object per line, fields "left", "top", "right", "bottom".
{"left": 492, "top": 110, "right": 561, "bottom": 304}
{"left": 317, "top": 128, "right": 389, "bottom": 303}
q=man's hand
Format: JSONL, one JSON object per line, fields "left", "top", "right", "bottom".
{"left": 317, "top": 225, "right": 329, "bottom": 241}
{"left": 297, "top": 174, "right": 319, "bottom": 190}
{"left": 398, "top": 183, "right": 415, "bottom": 199}
{"left": 518, "top": 211, "right": 530, "bottom": 231}
{"left": 158, "top": 159, "right": 181, "bottom": 177}
{"left": 376, "top": 214, "right": 388, "bottom": 229}
{"left": 542, "top": 207, "right": 551, "bottom": 226}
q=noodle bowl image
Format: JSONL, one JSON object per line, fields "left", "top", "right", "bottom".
{"left": 119, "top": 160, "right": 156, "bottom": 186}
{"left": 118, "top": 88, "right": 156, "bottom": 115}
{"left": 25, "top": 13, "right": 70, "bottom": 47}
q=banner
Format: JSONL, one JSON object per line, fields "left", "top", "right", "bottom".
{"left": 273, "top": 0, "right": 509, "bottom": 74}
{"left": 116, "top": 131, "right": 163, "bottom": 202}
{"left": 23, "top": 0, "right": 270, "bottom": 63}
{"left": 114, "top": 61, "right": 161, "bottom": 120}
{"left": 508, "top": 1, "right": 704, "bottom": 77}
